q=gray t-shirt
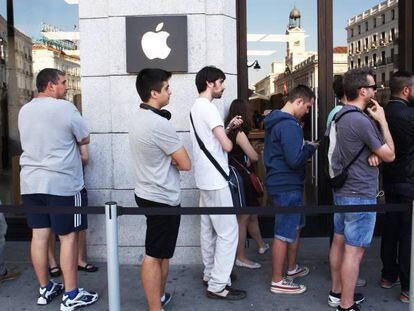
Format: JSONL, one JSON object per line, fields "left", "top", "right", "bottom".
{"left": 330, "top": 105, "right": 384, "bottom": 198}
{"left": 128, "top": 108, "right": 182, "bottom": 206}
{"left": 18, "top": 97, "right": 89, "bottom": 196}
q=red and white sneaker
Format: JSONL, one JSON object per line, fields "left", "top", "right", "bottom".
{"left": 270, "top": 278, "right": 307, "bottom": 294}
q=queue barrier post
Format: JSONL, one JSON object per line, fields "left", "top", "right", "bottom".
{"left": 105, "top": 202, "right": 121, "bottom": 311}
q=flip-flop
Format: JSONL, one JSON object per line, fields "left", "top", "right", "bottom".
{"left": 77, "top": 263, "right": 98, "bottom": 272}
{"left": 49, "top": 266, "right": 62, "bottom": 277}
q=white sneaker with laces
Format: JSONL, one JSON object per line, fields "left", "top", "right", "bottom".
{"left": 286, "top": 264, "right": 310, "bottom": 279}
{"left": 270, "top": 278, "right": 307, "bottom": 294}
{"left": 37, "top": 280, "right": 64, "bottom": 305}
{"left": 60, "top": 288, "right": 98, "bottom": 311}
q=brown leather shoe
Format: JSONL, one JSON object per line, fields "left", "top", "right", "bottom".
{"left": 0, "top": 269, "right": 21, "bottom": 282}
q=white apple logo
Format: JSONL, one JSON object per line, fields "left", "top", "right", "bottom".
{"left": 141, "top": 22, "right": 171, "bottom": 60}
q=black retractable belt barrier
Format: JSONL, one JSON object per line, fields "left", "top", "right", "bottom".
{"left": 0, "top": 203, "right": 411, "bottom": 215}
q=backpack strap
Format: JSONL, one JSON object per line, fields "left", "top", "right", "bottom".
{"left": 333, "top": 108, "right": 361, "bottom": 123}
{"left": 332, "top": 108, "right": 366, "bottom": 171}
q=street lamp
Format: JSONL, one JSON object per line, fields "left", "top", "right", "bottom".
{"left": 247, "top": 60, "right": 261, "bottom": 70}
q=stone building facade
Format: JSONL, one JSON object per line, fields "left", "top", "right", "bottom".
{"left": 32, "top": 44, "right": 81, "bottom": 103}
{"left": 346, "top": 0, "right": 399, "bottom": 87}
{"left": 79, "top": 0, "right": 238, "bottom": 264}
{"left": 274, "top": 47, "right": 348, "bottom": 95}
{"left": 0, "top": 14, "right": 33, "bottom": 158}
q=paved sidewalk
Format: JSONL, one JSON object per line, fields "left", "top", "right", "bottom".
{"left": 0, "top": 238, "right": 408, "bottom": 310}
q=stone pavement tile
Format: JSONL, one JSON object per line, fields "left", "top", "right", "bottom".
{"left": 0, "top": 238, "right": 408, "bottom": 311}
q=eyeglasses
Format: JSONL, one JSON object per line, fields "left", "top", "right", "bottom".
{"left": 359, "top": 84, "right": 377, "bottom": 91}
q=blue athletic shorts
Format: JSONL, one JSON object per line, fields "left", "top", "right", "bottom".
{"left": 333, "top": 194, "right": 377, "bottom": 248}
{"left": 23, "top": 188, "right": 88, "bottom": 236}
{"left": 272, "top": 190, "right": 305, "bottom": 243}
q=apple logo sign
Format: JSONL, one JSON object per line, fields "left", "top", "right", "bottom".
{"left": 126, "top": 15, "right": 187, "bottom": 72}
{"left": 141, "top": 23, "right": 171, "bottom": 60}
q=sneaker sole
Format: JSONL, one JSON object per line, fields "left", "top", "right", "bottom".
{"left": 270, "top": 286, "right": 307, "bottom": 294}
{"left": 60, "top": 295, "right": 98, "bottom": 311}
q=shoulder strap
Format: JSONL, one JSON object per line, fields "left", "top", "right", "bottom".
{"left": 230, "top": 155, "right": 251, "bottom": 175}
{"left": 333, "top": 108, "right": 366, "bottom": 170}
{"left": 333, "top": 108, "right": 360, "bottom": 123}
{"left": 190, "top": 113, "right": 230, "bottom": 181}
{"left": 343, "top": 145, "right": 366, "bottom": 170}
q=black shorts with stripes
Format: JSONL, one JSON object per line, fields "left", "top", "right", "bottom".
{"left": 23, "top": 188, "right": 88, "bottom": 236}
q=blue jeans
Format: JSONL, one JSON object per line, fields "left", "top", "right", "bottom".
{"left": 272, "top": 190, "right": 304, "bottom": 243}
{"left": 333, "top": 194, "right": 377, "bottom": 248}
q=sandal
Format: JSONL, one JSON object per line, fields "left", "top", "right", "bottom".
{"left": 49, "top": 266, "right": 62, "bottom": 277}
{"left": 77, "top": 263, "right": 98, "bottom": 273}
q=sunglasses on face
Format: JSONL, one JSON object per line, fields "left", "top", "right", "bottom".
{"left": 359, "top": 84, "right": 377, "bottom": 91}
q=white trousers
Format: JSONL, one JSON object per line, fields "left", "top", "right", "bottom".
{"left": 199, "top": 186, "right": 238, "bottom": 293}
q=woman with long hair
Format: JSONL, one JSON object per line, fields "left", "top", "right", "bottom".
{"left": 225, "top": 99, "right": 269, "bottom": 269}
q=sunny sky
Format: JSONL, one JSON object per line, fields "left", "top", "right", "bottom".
{"left": 1, "top": 0, "right": 389, "bottom": 84}
{"left": 0, "top": 0, "right": 78, "bottom": 39}
{"left": 247, "top": 0, "right": 386, "bottom": 83}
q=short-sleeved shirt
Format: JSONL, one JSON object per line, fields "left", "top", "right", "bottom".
{"left": 190, "top": 97, "right": 228, "bottom": 190}
{"left": 326, "top": 104, "right": 343, "bottom": 128}
{"left": 329, "top": 105, "right": 384, "bottom": 198}
{"left": 18, "top": 97, "right": 89, "bottom": 196}
{"left": 128, "top": 108, "right": 182, "bottom": 206}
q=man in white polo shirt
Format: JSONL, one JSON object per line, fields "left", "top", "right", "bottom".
{"left": 190, "top": 66, "right": 245, "bottom": 300}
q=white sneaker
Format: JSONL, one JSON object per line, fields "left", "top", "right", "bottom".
{"left": 258, "top": 243, "right": 270, "bottom": 254}
{"left": 60, "top": 288, "right": 98, "bottom": 311}
{"left": 37, "top": 280, "right": 64, "bottom": 305}
{"left": 286, "top": 264, "right": 310, "bottom": 279}
{"left": 270, "top": 278, "right": 306, "bottom": 294}
{"left": 235, "top": 259, "right": 261, "bottom": 269}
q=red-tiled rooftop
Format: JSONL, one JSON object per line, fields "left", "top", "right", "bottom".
{"left": 333, "top": 46, "right": 347, "bottom": 53}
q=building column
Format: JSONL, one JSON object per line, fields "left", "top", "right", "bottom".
{"left": 79, "top": 0, "right": 238, "bottom": 264}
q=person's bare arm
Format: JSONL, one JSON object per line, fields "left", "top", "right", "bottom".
{"left": 170, "top": 146, "right": 191, "bottom": 171}
{"left": 235, "top": 131, "right": 258, "bottom": 162}
{"left": 79, "top": 145, "right": 89, "bottom": 166}
{"left": 213, "top": 126, "right": 233, "bottom": 152}
{"left": 212, "top": 116, "right": 244, "bottom": 153}
{"left": 367, "top": 99, "right": 395, "bottom": 163}
{"left": 78, "top": 135, "right": 90, "bottom": 146}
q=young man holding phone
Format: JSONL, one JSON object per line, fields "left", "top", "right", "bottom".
{"left": 264, "top": 85, "right": 318, "bottom": 295}
{"left": 190, "top": 66, "right": 246, "bottom": 300}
